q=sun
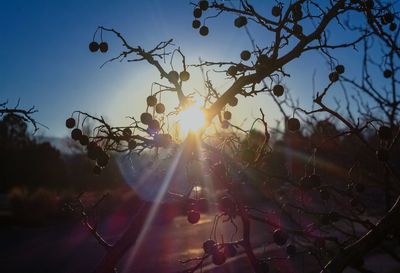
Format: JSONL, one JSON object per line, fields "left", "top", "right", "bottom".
{"left": 178, "top": 105, "right": 206, "bottom": 136}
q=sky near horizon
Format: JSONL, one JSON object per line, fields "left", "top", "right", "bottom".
{"left": 0, "top": 0, "right": 376, "bottom": 138}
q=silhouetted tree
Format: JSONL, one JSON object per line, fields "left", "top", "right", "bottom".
{"left": 65, "top": 1, "right": 400, "bottom": 273}
{"left": 0, "top": 114, "right": 67, "bottom": 192}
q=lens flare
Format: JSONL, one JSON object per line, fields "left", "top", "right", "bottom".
{"left": 178, "top": 105, "right": 206, "bottom": 136}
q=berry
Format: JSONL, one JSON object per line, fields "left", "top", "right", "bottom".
{"left": 240, "top": 50, "right": 251, "bottom": 61}
{"left": 223, "top": 111, "right": 232, "bottom": 120}
{"left": 180, "top": 71, "right": 190, "bottom": 81}
{"left": 258, "top": 54, "right": 269, "bottom": 65}
{"left": 221, "top": 120, "right": 229, "bottom": 129}
{"left": 155, "top": 103, "right": 166, "bottom": 114}
{"left": 227, "top": 65, "right": 237, "bottom": 76}
{"left": 329, "top": 71, "right": 339, "bottom": 82}
{"left": 192, "top": 19, "right": 201, "bottom": 29}
{"left": 79, "top": 134, "right": 89, "bottom": 146}
{"left": 146, "top": 96, "right": 158, "bottom": 107}
{"left": 128, "top": 139, "right": 137, "bottom": 150}
{"left": 293, "top": 24, "right": 303, "bottom": 36}
{"left": 89, "top": 41, "right": 99, "bottom": 52}
{"left": 199, "top": 0, "right": 209, "bottom": 11}
{"left": 212, "top": 251, "right": 226, "bottom": 265}
{"left": 273, "top": 84, "right": 284, "bottom": 97}
{"left": 140, "top": 112, "right": 152, "bottom": 125}
{"left": 203, "top": 239, "right": 217, "bottom": 254}
{"left": 71, "top": 128, "right": 82, "bottom": 141}
{"left": 236, "top": 63, "right": 246, "bottom": 71}
{"left": 287, "top": 118, "right": 300, "bottom": 131}
{"left": 378, "top": 125, "right": 392, "bottom": 140}
{"left": 65, "top": 117, "right": 76, "bottom": 129}
{"left": 292, "top": 9, "right": 303, "bottom": 21}
{"left": 123, "top": 128, "right": 132, "bottom": 137}
{"left": 234, "top": 16, "right": 247, "bottom": 28}
{"left": 199, "top": 26, "right": 209, "bottom": 36}
{"left": 193, "top": 8, "right": 202, "bottom": 18}
{"left": 187, "top": 210, "right": 200, "bottom": 224}
{"left": 273, "top": 228, "right": 288, "bottom": 246}
{"left": 286, "top": 244, "right": 297, "bottom": 257}
{"left": 168, "top": 70, "right": 179, "bottom": 82}
{"left": 236, "top": 63, "right": 245, "bottom": 72}
{"left": 224, "top": 244, "right": 237, "bottom": 257}
{"left": 272, "top": 5, "right": 281, "bottom": 17}
{"left": 99, "top": 42, "right": 108, "bottom": 53}
{"left": 228, "top": 96, "right": 238, "bottom": 107}
{"left": 148, "top": 119, "right": 160, "bottom": 133}
{"left": 96, "top": 151, "right": 109, "bottom": 167}
{"left": 87, "top": 142, "right": 102, "bottom": 160}
{"left": 384, "top": 13, "right": 394, "bottom": 24}
{"left": 384, "top": 69, "right": 392, "bottom": 78}
{"left": 390, "top": 23, "right": 397, "bottom": 31}
{"left": 335, "top": 64, "right": 345, "bottom": 74}
{"left": 93, "top": 165, "right": 102, "bottom": 175}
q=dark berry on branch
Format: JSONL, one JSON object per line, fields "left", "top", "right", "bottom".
{"left": 146, "top": 96, "right": 158, "bottom": 107}
{"left": 273, "top": 84, "right": 284, "bottom": 97}
{"left": 199, "top": 26, "right": 209, "bottom": 36}
{"left": 140, "top": 112, "right": 152, "bottom": 125}
{"left": 79, "top": 134, "right": 89, "bottom": 146}
{"left": 187, "top": 210, "right": 200, "bottom": 224}
{"left": 223, "top": 111, "right": 232, "bottom": 120}
{"left": 193, "top": 8, "right": 202, "bottom": 18}
{"left": 273, "top": 228, "right": 288, "bottom": 246}
{"left": 272, "top": 6, "right": 281, "bottom": 17}
{"left": 287, "top": 118, "right": 300, "bottom": 131}
{"left": 212, "top": 251, "right": 226, "bottom": 265}
{"left": 89, "top": 41, "right": 99, "bottom": 52}
{"left": 155, "top": 103, "right": 165, "bottom": 114}
{"left": 192, "top": 19, "right": 201, "bottom": 29}
{"left": 234, "top": 16, "right": 247, "bottom": 28}
{"left": 199, "top": 0, "right": 209, "bottom": 11}
{"left": 99, "top": 42, "right": 108, "bottom": 53}
{"left": 180, "top": 71, "right": 190, "bottom": 81}
{"left": 71, "top": 128, "right": 82, "bottom": 141}
{"left": 65, "top": 117, "right": 76, "bottom": 129}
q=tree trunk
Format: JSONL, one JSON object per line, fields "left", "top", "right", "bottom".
{"left": 93, "top": 203, "right": 151, "bottom": 273}
{"left": 322, "top": 194, "right": 400, "bottom": 273}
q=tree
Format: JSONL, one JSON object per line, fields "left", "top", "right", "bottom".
{"left": 0, "top": 112, "right": 67, "bottom": 192}
{"left": 65, "top": 1, "right": 400, "bottom": 273}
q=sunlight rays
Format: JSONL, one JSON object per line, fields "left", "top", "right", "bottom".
{"left": 121, "top": 146, "right": 184, "bottom": 273}
{"left": 177, "top": 104, "right": 206, "bottom": 138}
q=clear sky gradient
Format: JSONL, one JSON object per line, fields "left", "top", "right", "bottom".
{"left": 0, "top": 0, "right": 377, "bottom": 137}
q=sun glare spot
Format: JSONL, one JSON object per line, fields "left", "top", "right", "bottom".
{"left": 193, "top": 185, "right": 202, "bottom": 192}
{"left": 178, "top": 105, "right": 206, "bottom": 136}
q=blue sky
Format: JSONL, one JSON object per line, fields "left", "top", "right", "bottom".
{"left": 0, "top": 0, "right": 375, "bottom": 137}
